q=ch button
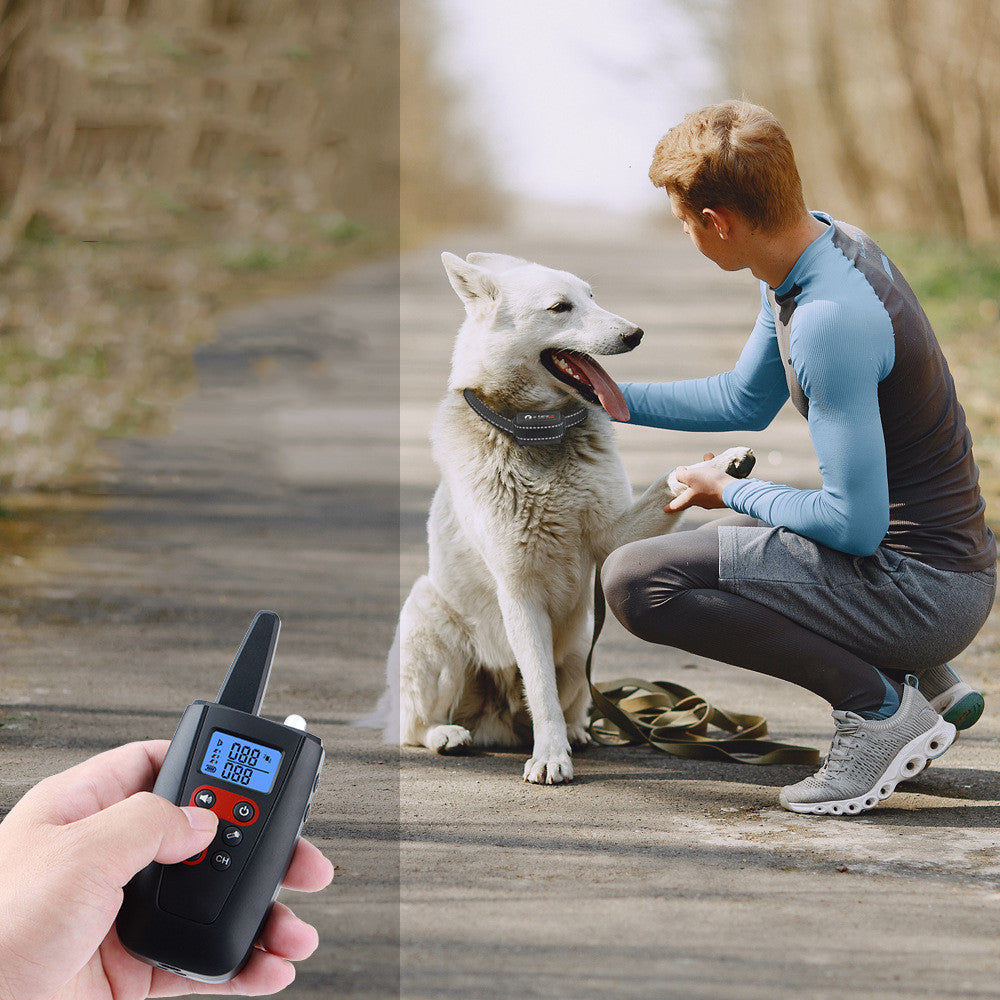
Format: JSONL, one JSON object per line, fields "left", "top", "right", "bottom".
{"left": 211, "top": 850, "right": 232, "bottom": 872}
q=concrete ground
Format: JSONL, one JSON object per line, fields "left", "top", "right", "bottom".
{"left": 2, "top": 205, "right": 999, "bottom": 999}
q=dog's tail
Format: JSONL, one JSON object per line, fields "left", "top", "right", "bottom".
{"left": 353, "top": 625, "right": 401, "bottom": 743}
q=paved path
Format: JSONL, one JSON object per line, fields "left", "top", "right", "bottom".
{"left": 2, "top": 205, "right": 999, "bottom": 999}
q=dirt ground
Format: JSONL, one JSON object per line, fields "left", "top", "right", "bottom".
{"left": 2, "top": 204, "right": 999, "bottom": 999}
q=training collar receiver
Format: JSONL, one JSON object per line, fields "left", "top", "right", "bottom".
{"left": 464, "top": 387, "right": 587, "bottom": 446}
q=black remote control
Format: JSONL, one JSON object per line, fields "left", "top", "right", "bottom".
{"left": 116, "top": 611, "right": 324, "bottom": 983}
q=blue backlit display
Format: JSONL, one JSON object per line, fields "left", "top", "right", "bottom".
{"left": 199, "top": 731, "right": 282, "bottom": 793}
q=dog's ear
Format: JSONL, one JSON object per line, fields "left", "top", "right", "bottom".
{"left": 441, "top": 252, "right": 500, "bottom": 309}
{"left": 465, "top": 252, "right": 529, "bottom": 274}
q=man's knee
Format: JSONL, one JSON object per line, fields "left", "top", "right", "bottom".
{"left": 601, "top": 542, "right": 665, "bottom": 640}
{"left": 601, "top": 543, "right": 641, "bottom": 617}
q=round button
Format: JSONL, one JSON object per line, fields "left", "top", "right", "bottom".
{"left": 193, "top": 789, "right": 216, "bottom": 809}
{"left": 211, "top": 850, "right": 232, "bottom": 871}
{"left": 233, "top": 801, "right": 256, "bottom": 823}
{"left": 223, "top": 826, "right": 243, "bottom": 846}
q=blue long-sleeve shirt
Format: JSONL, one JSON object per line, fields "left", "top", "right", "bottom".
{"left": 620, "top": 213, "right": 995, "bottom": 571}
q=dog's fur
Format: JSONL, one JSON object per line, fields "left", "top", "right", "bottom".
{"left": 367, "top": 252, "right": 747, "bottom": 783}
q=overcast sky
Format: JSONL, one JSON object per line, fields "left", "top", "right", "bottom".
{"left": 430, "top": 0, "right": 724, "bottom": 213}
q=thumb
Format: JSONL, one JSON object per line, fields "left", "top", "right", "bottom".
{"left": 71, "top": 792, "right": 218, "bottom": 888}
{"left": 667, "top": 487, "right": 693, "bottom": 512}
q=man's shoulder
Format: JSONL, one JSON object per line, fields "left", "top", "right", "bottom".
{"left": 790, "top": 283, "right": 886, "bottom": 334}
{"left": 793, "top": 227, "right": 894, "bottom": 323}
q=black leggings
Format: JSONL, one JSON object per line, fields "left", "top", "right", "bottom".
{"left": 600, "top": 519, "right": 900, "bottom": 713}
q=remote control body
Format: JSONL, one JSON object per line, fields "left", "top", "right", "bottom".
{"left": 116, "top": 613, "right": 324, "bottom": 982}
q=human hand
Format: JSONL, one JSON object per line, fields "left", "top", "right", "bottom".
{"left": 666, "top": 452, "right": 733, "bottom": 512}
{"left": 0, "top": 740, "right": 334, "bottom": 1000}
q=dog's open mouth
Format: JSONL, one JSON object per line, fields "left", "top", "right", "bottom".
{"left": 541, "top": 349, "right": 630, "bottom": 422}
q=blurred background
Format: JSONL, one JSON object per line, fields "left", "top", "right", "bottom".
{"left": 0, "top": 0, "right": 997, "bottom": 513}
{"left": 0, "top": 0, "right": 400, "bottom": 490}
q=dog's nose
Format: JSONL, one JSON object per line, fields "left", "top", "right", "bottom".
{"left": 621, "top": 327, "right": 643, "bottom": 349}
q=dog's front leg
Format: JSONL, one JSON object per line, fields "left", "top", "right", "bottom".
{"left": 599, "top": 472, "right": 681, "bottom": 560}
{"left": 599, "top": 446, "right": 756, "bottom": 559}
{"left": 495, "top": 585, "right": 573, "bottom": 784}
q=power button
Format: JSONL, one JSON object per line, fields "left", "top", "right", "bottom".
{"left": 233, "top": 800, "right": 256, "bottom": 823}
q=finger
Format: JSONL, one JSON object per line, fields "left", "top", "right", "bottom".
{"left": 224, "top": 948, "right": 296, "bottom": 996}
{"left": 70, "top": 791, "right": 218, "bottom": 887}
{"left": 257, "top": 901, "right": 319, "bottom": 962}
{"left": 667, "top": 487, "right": 695, "bottom": 512}
{"left": 18, "top": 741, "right": 172, "bottom": 825}
{"left": 703, "top": 452, "right": 715, "bottom": 461}
{"left": 149, "top": 949, "right": 296, "bottom": 997}
{"left": 281, "top": 838, "right": 335, "bottom": 892}
{"left": 671, "top": 465, "right": 688, "bottom": 485}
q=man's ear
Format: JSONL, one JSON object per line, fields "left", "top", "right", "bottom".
{"left": 441, "top": 252, "right": 500, "bottom": 308}
{"left": 702, "top": 207, "right": 732, "bottom": 239}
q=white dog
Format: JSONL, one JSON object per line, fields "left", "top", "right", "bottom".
{"left": 369, "top": 251, "right": 750, "bottom": 783}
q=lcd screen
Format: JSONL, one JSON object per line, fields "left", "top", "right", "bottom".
{"left": 199, "top": 731, "right": 282, "bottom": 794}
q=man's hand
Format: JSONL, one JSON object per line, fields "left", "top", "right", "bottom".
{"left": 666, "top": 452, "right": 735, "bottom": 512}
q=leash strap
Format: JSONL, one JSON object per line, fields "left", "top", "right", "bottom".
{"left": 585, "top": 569, "right": 820, "bottom": 767}
{"left": 463, "top": 388, "right": 587, "bottom": 447}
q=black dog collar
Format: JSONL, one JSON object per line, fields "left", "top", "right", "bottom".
{"left": 463, "top": 388, "right": 587, "bottom": 447}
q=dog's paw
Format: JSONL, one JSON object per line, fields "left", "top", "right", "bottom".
{"left": 566, "top": 722, "right": 592, "bottom": 748}
{"left": 667, "top": 447, "right": 755, "bottom": 497}
{"left": 426, "top": 724, "right": 473, "bottom": 754}
{"left": 523, "top": 745, "right": 574, "bottom": 784}
{"left": 712, "top": 446, "right": 756, "bottom": 480}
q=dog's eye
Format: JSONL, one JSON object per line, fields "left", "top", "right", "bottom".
{"left": 547, "top": 301, "right": 573, "bottom": 314}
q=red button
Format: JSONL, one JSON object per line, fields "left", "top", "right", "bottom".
{"left": 183, "top": 786, "right": 258, "bottom": 867}
{"left": 189, "top": 785, "right": 259, "bottom": 826}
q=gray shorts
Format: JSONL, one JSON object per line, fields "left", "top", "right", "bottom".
{"left": 718, "top": 522, "right": 997, "bottom": 672}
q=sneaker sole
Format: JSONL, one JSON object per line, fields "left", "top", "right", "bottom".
{"left": 940, "top": 691, "right": 984, "bottom": 731}
{"left": 779, "top": 717, "right": 957, "bottom": 816}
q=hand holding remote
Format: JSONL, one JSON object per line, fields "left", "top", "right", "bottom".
{"left": 0, "top": 739, "right": 333, "bottom": 1000}
{"left": 116, "top": 611, "right": 327, "bottom": 982}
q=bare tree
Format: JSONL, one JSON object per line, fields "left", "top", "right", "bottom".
{"left": 731, "top": 0, "right": 1000, "bottom": 242}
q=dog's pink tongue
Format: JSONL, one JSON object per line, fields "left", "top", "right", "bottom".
{"left": 569, "top": 353, "right": 630, "bottom": 422}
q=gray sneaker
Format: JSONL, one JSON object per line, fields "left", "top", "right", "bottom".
{"left": 929, "top": 682, "right": 984, "bottom": 730}
{"left": 779, "top": 679, "right": 956, "bottom": 816}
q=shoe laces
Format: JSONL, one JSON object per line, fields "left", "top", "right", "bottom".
{"left": 821, "top": 715, "right": 865, "bottom": 778}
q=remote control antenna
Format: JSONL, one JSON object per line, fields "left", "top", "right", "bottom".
{"left": 216, "top": 611, "right": 281, "bottom": 715}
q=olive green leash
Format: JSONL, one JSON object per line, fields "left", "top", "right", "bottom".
{"left": 586, "top": 571, "right": 820, "bottom": 766}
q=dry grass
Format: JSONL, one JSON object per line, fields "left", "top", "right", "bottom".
{"left": 0, "top": 0, "right": 402, "bottom": 490}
